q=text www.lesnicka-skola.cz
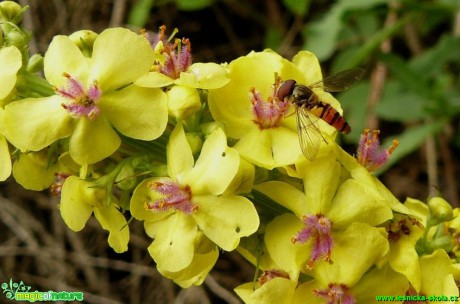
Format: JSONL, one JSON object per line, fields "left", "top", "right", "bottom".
{"left": 376, "top": 295, "right": 459, "bottom": 302}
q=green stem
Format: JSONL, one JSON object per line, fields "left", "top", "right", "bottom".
{"left": 249, "top": 189, "right": 291, "bottom": 223}
{"left": 20, "top": 72, "right": 54, "bottom": 97}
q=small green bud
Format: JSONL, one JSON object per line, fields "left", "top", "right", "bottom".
{"left": 68, "top": 30, "right": 98, "bottom": 56}
{"left": 201, "top": 122, "right": 224, "bottom": 136}
{"left": 428, "top": 235, "right": 454, "bottom": 252}
{"left": 167, "top": 85, "right": 201, "bottom": 120}
{"left": 2, "top": 24, "right": 29, "bottom": 49}
{"left": 82, "top": 184, "right": 108, "bottom": 208}
{"left": 428, "top": 197, "right": 454, "bottom": 225}
{"left": 0, "top": 1, "right": 26, "bottom": 24}
{"left": 185, "top": 133, "right": 202, "bottom": 156}
{"left": 116, "top": 163, "right": 136, "bottom": 191}
{"left": 27, "top": 54, "right": 44, "bottom": 73}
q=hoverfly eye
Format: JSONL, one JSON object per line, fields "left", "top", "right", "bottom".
{"left": 276, "top": 79, "right": 297, "bottom": 100}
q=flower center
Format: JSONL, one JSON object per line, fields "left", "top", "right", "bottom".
{"left": 292, "top": 214, "right": 333, "bottom": 269}
{"left": 250, "top": 74, "right": 290, "bottom": 130}
{"left": 144, "top": 179, "right": 196, "bottom": 214}
{"left": 385, "top": 216, "right": 421, "bottom": 242}
{"left": 55, "top": 73, "right": 101, "bottom": 119}
{"left": 357, "top": 129, "right": 399, "bottom": 172}
{"left": 146, "top": 25, "right": 192, "bottom": 79}
{"left": 405, "top": 285, "right": 428, "bottom": 303}
{"left": 314, "top": 283, "right": 356, "bottom": 304}
{"left": 50, "top": 172, "right": 71, "bottom": 197}
{"left": 258, "top": 269, "right": 290, "bottom": 286}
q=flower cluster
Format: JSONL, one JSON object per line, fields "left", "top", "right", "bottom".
{"left": 1, "top": 2, "right": 459, "bottom": 301}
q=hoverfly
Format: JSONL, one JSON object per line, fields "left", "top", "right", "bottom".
{"left": 276, "top": 68, "right": 365, "bottom": 161}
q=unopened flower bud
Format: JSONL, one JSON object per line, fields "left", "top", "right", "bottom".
{"left": 0, "top": 1, "right": 26, "bottom": 24}
{"left": 27, "top": 54, "right": 43, "bottom": 73}
{"left": 428, "top": 197, "right": 453, "bottom": 225}
{"left": 167, "top": 85, "right": 201, "bottom": 120}
{"left": 429, "top": 235, "right": 453, "bottom": 252}
{"left": 3, "top": 25, "right": 28, "bottom": 48}
{"left": 185, "top": 132, "right": 202, "bottom": 156}
{"left": 68, "top": 30, "right": 98, "bottom": 55}
{"left": 200, "top": 122, "right": 223, "bottom": 136}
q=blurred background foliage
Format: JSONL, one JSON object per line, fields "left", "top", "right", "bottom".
{"left": 2, "top": 0, "right": 460, "bottom": 303}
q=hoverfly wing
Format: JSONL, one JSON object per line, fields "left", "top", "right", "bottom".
{"left": 308, "top": 68, "right": 365, "bottom": 92}
{"left": 296, "top": 107, "right": 324, "bottom": 161}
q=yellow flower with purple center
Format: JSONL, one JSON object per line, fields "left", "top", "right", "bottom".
{"left": 208, "top": 50, "right": 342, "bottom": 169}
{"left": 292, "top": 259, "right": 409, "bottom": 303}
{"left": 2, "top": 28, "right": 168, "bottom": 165}
{"left": 135, "top": 26, "right": 229, "bottom": 90}
{"left": 258, "top": 151, "right": 393, "bottom": 271}
{"left": 130, "top": 124, "right": 259, "bottom": 284}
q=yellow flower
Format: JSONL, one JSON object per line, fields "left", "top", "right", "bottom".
{"left": 3, "top": 28, "right": 168, "bottom": 165}
{"left": 208, "top": 50, "right": 342, "bottom": 169}
{"left": 60, "top": 175, "right": 129, "bottom": 253}
{"left": 130, "top": 124, "right": 259, "bottom": 284}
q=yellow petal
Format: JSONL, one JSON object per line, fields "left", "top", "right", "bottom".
{"left": 184, "top": 128, "right": 239, "bottom": 195}
{"left": 157, "top": 246, "right": 219, "bottom": 288}
{"left": 193, "top": 195, "right": 259, "bottom": 251}
{"left": 167, "top": 123, "right": 194, "bottom": 179}
{"left": 235, "top": 278, "right": 296, "bottom": 304}
{"left": 146, "top": 212, "right": 198, "bottom": 272}
{"left": 12, "top": 150, "right": 59, "bottom": 190}
{"left": 255, "top": 181, "right": 307, "bottom": 216}
{"left": 135, "top": 71, "right": 174, "bottom": 88}
{"left": 69, "top": 116, "right": 121, "bottom": 165}
{"left": 265, "top": 213, "right": 307, "bottom": 273}
{"left": 3, "top": 96, "right": 74, "bottom": 151}
{"left": 100, "top": 85, "right": 167, "bottom": 140}
{"left": 327, "top": 179, "right": 393, "bottom": 229}
{"left": 176, "top": 62, "right": 230, "bottom": 89}
{"left": 0, "top": 46, "right": 22, "bottom": 99}
{"left": 313, "top": 223, "right": 389, "bottom": 286}
{"left": 44, "top": 35, "right": 89, "bottom": 87}
{"left": 90, "top": 28, "right": 154, "bottom": 92}
{"left": 291, "top": 51, "right": 322, "bottom": 85}
{"left": 0, "top": 134, "right": 11, "bottom": 181}
{"left": 60, "top": 176, "right": 94, "bottom": 231}
{"left": 94, "top": 206, "right": 129, "bottom": 253}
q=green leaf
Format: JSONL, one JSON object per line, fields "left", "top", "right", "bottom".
{"left": 127, "top": 0, "right": 156, "bottom": 28}
{"left": 264, "top": 26, "right": 284, "bottom": 50}
{"left": 302, "top": 6, "right": 342, "bottom": 61}
{"left": 176, "top": 0, "right": 212, "bottom": 10}
{"left": 410, "top": 35, "right": 460, "bottom": 79}
{"left": 376, "top": 80, "right": 428, "bottom": 122}
{"left": 348, "top": 13, "right": 414, "bottom": 67}
{"left": 303, "top": 0, "right": 399, "bottom": 62}
{"left": 337, "top": 81, "right": 370, "bottom": 143}
{"left": 283, "top": 0, "right": 310, "bottom": 16}
{"left": 338, "top": 0, "right": 388, "bottom": 9}
{"left": 379, "top": 52, "right": 433, "bottom": 98}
